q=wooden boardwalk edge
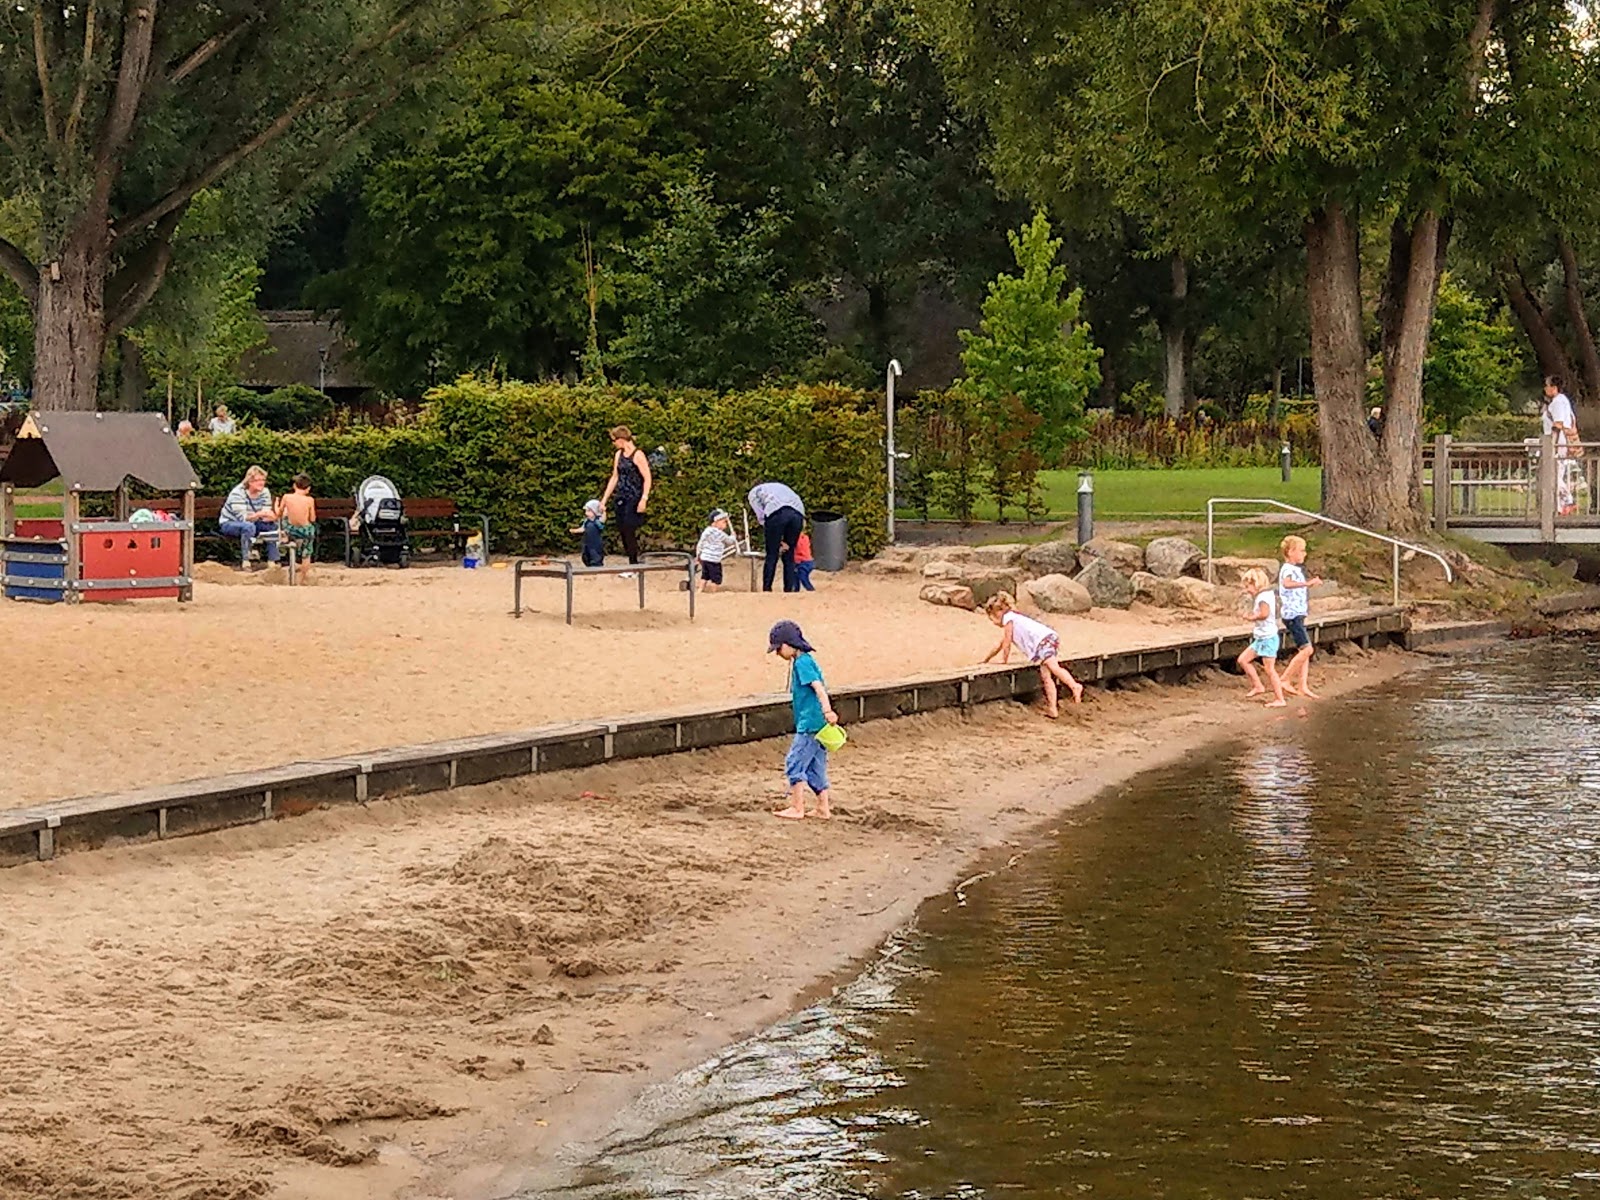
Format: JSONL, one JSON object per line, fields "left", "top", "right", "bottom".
{"left": 0, "top": 607, "right": 1421, "bottom": 870}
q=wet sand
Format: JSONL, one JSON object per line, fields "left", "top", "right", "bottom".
{"left": 0, "top": 563, "right": 1277, "bottom": 809}
{"left": 0, "top": 643, "right": 1417, "bottom": 1200}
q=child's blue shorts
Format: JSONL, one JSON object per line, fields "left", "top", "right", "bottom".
{"left": 785, "top": 733, "right": 830, "bottom": 793}
{"left": 1250, "top": 634, "right": 1281, "bottom": 660}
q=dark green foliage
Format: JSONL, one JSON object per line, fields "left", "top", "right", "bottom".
{"left": 186, "top": 379, "right": 887, "bottom": 557}
{"left": 229, "top": 384, "right": 337, "bottom": 432}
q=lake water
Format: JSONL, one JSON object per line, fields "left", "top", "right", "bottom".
{"left": 538, "top": 640, "right": 1600, "bottom": 1198}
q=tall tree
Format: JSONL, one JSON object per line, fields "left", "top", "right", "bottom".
{"left": 921, "top": 0, "right": 1567, "bottom": 530}
{"left": 0, "top": 1, "right": 530, "bottom": 411}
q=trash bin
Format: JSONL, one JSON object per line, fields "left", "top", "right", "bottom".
{"left": 810, "top": 510, "right": 848, "bottom": 571}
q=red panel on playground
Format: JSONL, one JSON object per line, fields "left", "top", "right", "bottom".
{"left": 79, "top": 524, "right": 183, "bottom": 601}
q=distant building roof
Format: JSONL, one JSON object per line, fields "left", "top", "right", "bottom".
{"left": 1, "top": 412, "right": 200, "bottom": 492}
{"left": 237, "top": 310, "right": 371, "bottom": 391}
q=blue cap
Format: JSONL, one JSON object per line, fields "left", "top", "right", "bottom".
{"left": 767, "top": 619, "right": 813, "bottom": 653}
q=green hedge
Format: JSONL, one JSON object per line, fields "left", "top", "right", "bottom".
{"left": 183, "top": 379, "right": 888, "bottom": 558}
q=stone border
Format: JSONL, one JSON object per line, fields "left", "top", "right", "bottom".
{"left": 0, "top": 608, "right": 1410, "bottom": 870}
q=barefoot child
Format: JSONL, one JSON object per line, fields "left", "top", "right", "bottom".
{"left": 769, "top": 619, "right": 838, "bottom": 820}
{"left": 276, "top": 474, "right": 318, "bottom": 582}
{"left": 981, "top": 592, "right": 1084, "bottom": 717}
{"left": 1278, "top": 535, "right": 1323, "bottom": 698}
{"left": 1238, "top": 567, "right": 1287, "bottom": 708}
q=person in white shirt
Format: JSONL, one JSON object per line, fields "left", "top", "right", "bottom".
{"left": 1278, "top": 535, "right": 1323, "bottom": 699}
{"left": 746, "top": 481, "right": 805, "bottom": 592}
{"left": 1237, "top": 567, "right": 1286, "bottom": 707}
{"left": 695, "top": 508, "right": 740, "bottom": 592}
{"left": 980, "top": 591, "right": 1083, "bottom": 717}
{"left": 1542, "top": 375, "right": 1581, "bottom": 515}
{"left": 208, "top": 404, "right": 236, "bottom": 436}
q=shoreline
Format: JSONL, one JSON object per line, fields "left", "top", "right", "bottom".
{"left": 0, "top": 643, "right": 1442, "bottom": 1200}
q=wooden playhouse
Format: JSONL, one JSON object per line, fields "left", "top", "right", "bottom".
{"left": 0, "top": 412, "right": 200, "bottom": 603}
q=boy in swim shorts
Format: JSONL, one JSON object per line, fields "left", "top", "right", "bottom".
{"left": 277, "top": 473, "right": 318, "bottom": 581}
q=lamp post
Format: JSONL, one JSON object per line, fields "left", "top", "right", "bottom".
{"left": 317, "top": 345, "right": 329, "bottom": 394}
{"left": 886, "top": 358, "right": 903, "bottom": 544}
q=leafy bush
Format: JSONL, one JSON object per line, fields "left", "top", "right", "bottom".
{"left": 1452, "top": 413, "right": 1541, "bottom": 443}
{"left": 184, "top": 378, "right": 888, "bottom": 557}
{"left": 229, "top": 384, "right": 337, "bottom": 431}
{"left": 1061, "top": 411, "right": 1321, "bottom": 469}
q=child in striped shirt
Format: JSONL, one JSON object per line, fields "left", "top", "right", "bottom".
{"left": 696, "top": 509, "right": 740, "bottom": 592}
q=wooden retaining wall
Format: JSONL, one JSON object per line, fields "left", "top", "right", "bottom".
{"left": 0, "top": 608, "right": 1410, "bottom": 870}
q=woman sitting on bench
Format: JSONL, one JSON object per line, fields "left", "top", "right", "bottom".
{"left": 218, "top": 465, "right": 280, "bottom": 569}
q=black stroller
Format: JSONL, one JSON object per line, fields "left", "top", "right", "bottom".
{"left": 351, "top": 475, "right": 410, "bottom": 567}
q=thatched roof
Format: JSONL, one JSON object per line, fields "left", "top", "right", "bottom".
{"left": 236, "top": 310, "right": 371, "bottom": 390}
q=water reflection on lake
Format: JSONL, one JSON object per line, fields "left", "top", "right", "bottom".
{"left": 540, "top": 641, "right": 1600, "bottom": 1198}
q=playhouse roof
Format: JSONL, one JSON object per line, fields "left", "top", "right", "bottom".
{"left": 0, "top": 412, "right": 200, "bottom": 492}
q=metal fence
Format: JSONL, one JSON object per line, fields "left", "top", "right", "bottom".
{"left": 1429, "top": 435, "right": 1600, "bottom": 536}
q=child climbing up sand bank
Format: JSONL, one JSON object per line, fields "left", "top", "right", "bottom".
{"left": 981, "top": 593, "right": 1083, "bottom": 718}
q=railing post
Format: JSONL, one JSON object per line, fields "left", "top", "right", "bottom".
{"left": 1432, "top": 434, "right": 1451, "bottom": 533}
{"left": 1538, "top": 432, "right": 1557, "bottom": 542}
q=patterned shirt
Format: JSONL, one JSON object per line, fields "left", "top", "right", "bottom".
{"left": 220, "top": 483, "right": 273, "bottom": 525}
{"left": 696, "top": 526, "right": 740, "bottom": 563}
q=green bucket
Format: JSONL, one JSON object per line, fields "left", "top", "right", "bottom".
{"left": 815, "top": 723, "right": 848, "bottom": 752}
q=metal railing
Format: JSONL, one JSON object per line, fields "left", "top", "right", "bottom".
{"left": 1205, "top": 498, "right": 1454, "bottom": 606}
{"left": 1429, "top": 435, "right": 1600, "bottom": 534}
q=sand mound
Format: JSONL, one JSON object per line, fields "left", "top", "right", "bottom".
{"left": 228, "top": 1082, "right": 456, "bottom": 1166}
{"left": 0, "top": 1114, "right": 268, "bottom": 1199}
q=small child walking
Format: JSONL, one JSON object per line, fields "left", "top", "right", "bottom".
{"left": 277, "top": 473, "right": 318, "bottom": 582}
{"left": 1238, "top": 567, "right": 1287, "bottom": 707}
{"left": 695, "top": 508, "right": 739, "bottom": 592}
{"left": 794, "top": 528, "right": 816, "bottom": 591}
{"left": 573, "top": 499, "right": 605, "bottom": 567}
{"left": 769, "top": 619, "right": 837, "bottom": 820}
{"left": 981, "top": 592, "right": 1084, "bottom": 717}
{"left": 1278, "top": 535, "right": 1323, "bottom": 699}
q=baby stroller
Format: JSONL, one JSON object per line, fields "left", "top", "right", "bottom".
{"left": 351, "top": 475, "right": 410, "bottom": 567}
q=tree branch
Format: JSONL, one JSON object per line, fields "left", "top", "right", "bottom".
{"left": 64, "top": 1, "right": 98, "bottom": 148}
{"left": 33, "top": 6, "right": 59, "bottom": 145}
{"left": 0, "top": 236, "right": 41, "bottom": 306}
{"left": 115, "top": 7, "right": 503, "bottom": 239}
{"left": 105, "top": 206, "right": 186, "bottom": 336}
{"left": 1464, "top": 0, "right": 1498, "bottom": 106}
{"left": 95, "top": 0, "right": 160, "bottom": 173}
{"left": 167, "top": 12, "right": 253, "bottom": 84}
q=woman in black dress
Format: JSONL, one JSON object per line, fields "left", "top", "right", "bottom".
{"left": 599, "top": 425, "right": 652, "bottom": 563}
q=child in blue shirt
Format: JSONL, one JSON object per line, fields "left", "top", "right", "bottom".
{"left": 768, "top": 619, "right": 838, "bottom": 820}
{"left": 572, "top": 499, "right": 605, "bottom": 567}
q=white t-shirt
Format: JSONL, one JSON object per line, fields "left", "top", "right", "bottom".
{"left": 1002, "top": 610, "right": 1058, "bottom": 662}
{"left": 1543, "top": 392, "right": 1576, "bottom": 447}
{"left": 1252, "top": 589, "right": 1278, "bottom": 639}
{"left": 1278, "top": 562, "right": 1308, "bottom": 619}
{"left": 209, "top": 416, "right": 236, "bottom": 435}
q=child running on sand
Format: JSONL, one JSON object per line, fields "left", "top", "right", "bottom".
{"left": 276, "top": 474, "right": 317, "bottom": 581}
{"left": 981, "top": 592, "right": 1083, "bottom": 717}
{"left": 1238, "top": 567, "right": 1287, "bottom": 707}
{"left": 1278, "top": 535, "right": 1323, "bottom": 698}
{"left": 769, "top": 619, "right": 838, "bottom": 820}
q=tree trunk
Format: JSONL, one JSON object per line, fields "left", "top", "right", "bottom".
{"left": 1161, "top": 251, "right": 1188, "bottom": 418}
{"left": 1500, "top": 256, "right": 1576, "bottom": 386}
{"left": 114, "top": 335, "right": 148, "bottom": 411}
{"left": 1557, "top": 235, "right": 1600, "bottom": 405}
{"left": 1305, "top": 204, "right": 1429, "bottom": 532}
{"left": 32, "top": 218, "right": 111, "bottom": 412}
{"left": 1269, "top": 363, "right": 1283, "bottom": 424}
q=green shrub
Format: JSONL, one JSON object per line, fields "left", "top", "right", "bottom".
{"left": 231, "top": 384, "right": 337, "bottom": 431}
{"left": 1451, "top": 412, "right": 1541, "bottom": 443}
{"left": 184, "top": 379, "right": 888, "bottom": 558}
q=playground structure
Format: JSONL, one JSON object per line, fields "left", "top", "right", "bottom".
{"left": 0, "top": 412, "right": 200, "bottom": 603}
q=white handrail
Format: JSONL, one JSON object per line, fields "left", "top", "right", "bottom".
{"left": 1205, "top": 498, "right": 1453, "bottom": 606}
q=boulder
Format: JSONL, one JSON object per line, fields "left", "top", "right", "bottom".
{"left": 861, "top": 557, "right": 918, "bottom": 576}
{"left": 1130, "top": 571, "right": 1180, "bottom": 607}
{"left": 1144, "top": 536, "right": 1204, "bottom": 579}
{"left": 1076, "top": 558, "right": 1134, "bottom": 609}
{"left": 1020, "top": 538, "right": 1080, "bottom": 576}
{"left": 912, "top": 545, "right": 975, "bottom": 566}
{"left": 919, "top": 582, "right": 976, "bottom": 610}
{"left": 1204, "top": 556, "right": 1279, "bottom": 587}
{"left": 872, "top": 546, "right": 920, "bottom": 565}
{"left": 968, "top": 542, "right": 1029, "bottom": 568}
{"left": 1023, "top": 573, "right": 1093, "bottom": 615}
{"left": 1077, "top": 536, "right": 1145, "bottom": 576}
{"left": 959, "top": 567, "right": 1027, "bottom": 605}
{"left": 1169, "top": 575, "right": 1242, "bottom": 614}
{"left": 921, "top": 560, "right": 965, "bottom": 581}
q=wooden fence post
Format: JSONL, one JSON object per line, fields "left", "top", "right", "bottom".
{"left": 1432, "top": 434, "right": 1451, "bottom": 533}
{"left": 1538, "top": 432, "right": 1557, "bottom": 542}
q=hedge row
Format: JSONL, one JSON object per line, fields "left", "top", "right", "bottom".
{"left": 182, "top": 379, "right": 889, "bottom": 558}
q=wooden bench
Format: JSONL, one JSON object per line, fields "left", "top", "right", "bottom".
{"left": 145, "top": 496, "right": 490, "bottom": 567}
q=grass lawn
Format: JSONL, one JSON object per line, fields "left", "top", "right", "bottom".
{"left": 902, "top": 466, "right": 1323, "bottom": 522}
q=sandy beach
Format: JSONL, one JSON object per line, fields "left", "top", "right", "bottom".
{"left": 0, "top": 641, "right": 1419, "bottom": 1200}
{"left": 0, "top": 562, "right": 1290, "bottom": 809}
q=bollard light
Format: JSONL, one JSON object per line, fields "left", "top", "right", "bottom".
{"left": 1077, "top": 471, "right": 1094, "bottom": 545}
{"left": 1280, "top": 442, "right": 1292, "bottom": 483}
